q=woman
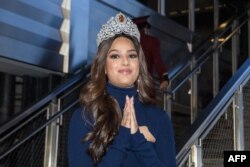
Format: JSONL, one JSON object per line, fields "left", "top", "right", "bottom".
{"left": 68, "top": 12, "right": 176, "bottom": 167}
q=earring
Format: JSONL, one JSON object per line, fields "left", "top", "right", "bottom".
{"left": 137, "top": 79, "right": 140, "bottom": 93}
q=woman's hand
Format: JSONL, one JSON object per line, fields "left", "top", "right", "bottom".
{"left": 121, "top": 96, "right": 131, "bottom": 129}
{"left": 121, "top": 96, "right": 138, "bottom": 134}
{"left": 129, "top": 96, "right": 138, "bottom": 134}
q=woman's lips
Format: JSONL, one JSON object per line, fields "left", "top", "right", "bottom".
{"left": 118, "top": 69, "right": 132, "bottom": 75}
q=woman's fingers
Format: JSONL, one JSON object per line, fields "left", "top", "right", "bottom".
{"left": 121, "top": 96, "right": 130, "bottom": 128}
{"left": 129, "top": 97, "right": 138, "bottom": 134}
{"left": 121, "top": 96, "right": 138, "bottom": 134}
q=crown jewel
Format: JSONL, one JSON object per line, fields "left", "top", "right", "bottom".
{"left": 96, "top": 12, "right": 140, "bottom": 46}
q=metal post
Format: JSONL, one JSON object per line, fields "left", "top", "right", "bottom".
{"left": 213, "top": 0, "right": 219, "bottom": 30}
{"left": 188, "top": 153, "right": 193, "bottom": 167}
{"left": 157, "top": 0, "right": 166, "bottom": 16}
{"left": 163, "top": 91, "right": 172, "bottom": 119}
{"left": 213, "top": 0, "right": 219, "bottom": 96}
{"left": 0, "top": 73, "right": 15, "bottom": 122}
{"left": 188, "top": 0, "right": 198, "bottom": 123}
{"left": 188, "top": 0, "right": 195, "bottom": 31}
{"left": 44, "top": 99, "right": 60, "bottom": 167}
{"left": 191, "top": 140, "right": 203, "bottom": 167}
{"left": 232, "top": 20, "right": 239, "bottom": 74}
{"left": 190, "top": 57, "right": 198, "bottom": 123}
{"left": 233, "top": 86, "right": 245, "bottom": 150}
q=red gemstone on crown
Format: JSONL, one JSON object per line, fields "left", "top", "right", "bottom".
{"left": 119, "top": 14, "right": 124, "bottom": 23}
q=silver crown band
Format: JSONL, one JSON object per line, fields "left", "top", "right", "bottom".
{"left": 96, "top": 12, "right": 140, "bottom": 46}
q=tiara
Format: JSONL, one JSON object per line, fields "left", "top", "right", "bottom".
{"left": 96, "top": 12, "right": 140, "bottom": 46}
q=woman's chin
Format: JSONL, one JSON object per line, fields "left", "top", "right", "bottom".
{"left": 115, "top": 82, "right": 135, "bottom": 88}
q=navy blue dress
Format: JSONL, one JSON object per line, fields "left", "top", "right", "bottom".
{"left": 68, "top": 83, "right": 177, "bottom": 166}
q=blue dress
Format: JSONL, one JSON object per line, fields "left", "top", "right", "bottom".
{"left": 68, "top": 83, "right": 177, "bottom": 167}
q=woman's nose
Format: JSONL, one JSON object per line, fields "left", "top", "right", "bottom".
{"left": 122, "top": 56, "right": 129, "bottom": 66}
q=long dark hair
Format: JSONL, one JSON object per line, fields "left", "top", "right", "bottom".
{"left": 80, "top": 34, "right": 155, "bottom": 164}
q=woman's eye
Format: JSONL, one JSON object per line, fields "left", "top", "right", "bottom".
{"left": 109, "top": 54, "right": 119, "bottom": 59}
{"left": 129, "top": 54, "right": 138, "bottom": 58}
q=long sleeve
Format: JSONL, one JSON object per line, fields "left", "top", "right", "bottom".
{"left": 68, "top": 108, "right": 131, "bottom": 167}
{"left": 130, "top": 111, "right": 176, "bottom": 167}
{"left": 155, "top": 111, "right": 176, "bottom": 166}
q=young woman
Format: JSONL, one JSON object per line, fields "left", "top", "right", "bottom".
{"left": 68, "top": 12, "right": 176, "bottom": 167}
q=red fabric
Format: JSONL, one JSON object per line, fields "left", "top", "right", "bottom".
{"left": 140, "top": 32, "right": 167, "bottom": 82}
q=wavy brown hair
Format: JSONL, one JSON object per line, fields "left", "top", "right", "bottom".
{"left": 80, "top": 34, "right": 155, "bottom": 165}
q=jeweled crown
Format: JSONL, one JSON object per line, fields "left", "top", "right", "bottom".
{"left": 96, "top": 12, "right": 140, "bottom": 46}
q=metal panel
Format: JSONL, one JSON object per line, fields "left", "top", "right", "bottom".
{"left": 0, "top": 9, "right": 62, "bottom": 49}
{"left": 148, "top": 14, "right": 195, "bottom": 43}
{"left": 0, "top": 22, "right": 61, "bottom": 52}
{"left": 0, "top": 36, "right": 63, "bottom": 72}
{"left": 0, "top": 1, "right": 64, "bottom": 76}
{"left": 49, "top": 0, "right": 63, "bottom": 5}
{"left": 0, "top": 1, "right": 63, "bottom": 28}
{"left": 68, "top": 0, "right": 90, "bottom": 73}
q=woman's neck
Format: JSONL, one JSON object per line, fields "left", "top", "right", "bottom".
{"left": 106, "top": 82, "right": 138, "bottom": 109}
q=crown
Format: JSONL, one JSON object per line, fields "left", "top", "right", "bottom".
{"left": 96, "top": 12, "right": 140, "bottom": 46}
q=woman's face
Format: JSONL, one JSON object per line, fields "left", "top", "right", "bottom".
{"left": 105, "top": 36, "right": 139, "bottom": 88}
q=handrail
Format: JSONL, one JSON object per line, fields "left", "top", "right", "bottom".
{"left": 217, "top": 18, "right": 249, "bottom": 49}
{"left": 176, "top": 58, "right": 250, "bottom": 165}
{"left": 0, "top": 66, "right": 90, "bottom": 136}
{"left": 0, "top": 99, "right": 79, "bottom": 160}
{"left": 168, "top": 10, "right": 249, "bottom": 94}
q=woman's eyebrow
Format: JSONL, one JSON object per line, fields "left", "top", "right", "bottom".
{"left": 107, "top": 49, "right": 119, "bottom": 54}
{"left": 127, "top": 49, "right": 137, "bottom": 53}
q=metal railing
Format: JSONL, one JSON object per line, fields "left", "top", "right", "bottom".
{"left": 161, "top": 10, "right": 249, "bottom": 121}
{"left": 164, "top": 10, "right": 250, "bottom": 114}
{"left": 160, "top": 9, "right": 250, "bottom": 167}
{"left": 176, "top": 58, "right": 250, "bottom": 166}
{"left": 0, "top": 67, "right": 90, "bottom": 166}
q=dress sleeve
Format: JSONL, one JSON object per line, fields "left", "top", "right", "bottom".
{"left": 67, "top": 108, "right": 131, "bottom": 167}
{"left": 130, "top": 111, "right": 177, "bottom": 167}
